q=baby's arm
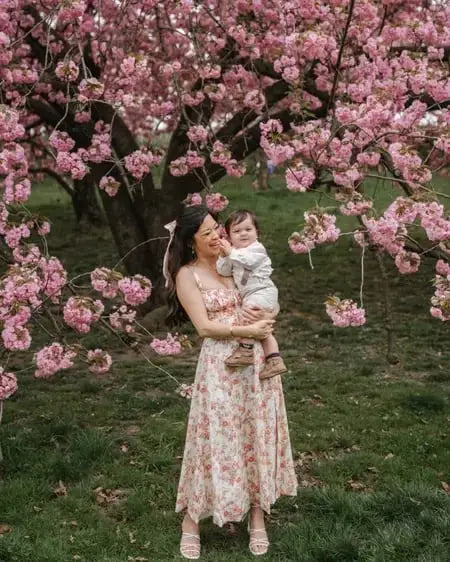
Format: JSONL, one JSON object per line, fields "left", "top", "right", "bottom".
{"left": 228, "top": 241, "right": 268, "bottom": 270}
{"left": 216, "top": 255, "right": 233, "bottom": 277}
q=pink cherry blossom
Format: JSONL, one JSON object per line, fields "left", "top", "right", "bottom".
{"left": 118, "top": 275, "right": 152, "bottom": 306}
{"left": 436, "top": 259, "right": 450, "bottom": 277}
{"left": 0, "top": 367, "right": 18, "bottom": 400}
{"left": 87, "top": 349, "right": 112, "bottom": 374}
{"left": 91, "top": 267, "right": 121, "bottom": 298}
{"left": 184, "top": 192, "right": 202, "bottom": 206}
{"left": 63, "top": 297, "right": 104, "bottom": 333}
{"left": 176, "top": 383, "right": 193, "bottom": 399}
{"left": 109, "top": 305, "right": 136, "bottom": 333}
{"left": 99, "top": 176, "right": 120, "bottom": 197}
{"left": 430, "top": 274, "right": 450, "bottom": 322}
{"left": 205, "top": 192, "right": 229, "bottom": 214}
{"left": 288, "top": 211, "right": 340, "bottom": 255}
{"left": 78, "top": 78, "right": 105, "bottom": 102}
{"left": 395, "top": 251, "right": 421, "bottom": 274}
{"left": 55, "top": 60, "right": 79, "bottom": 82}
{"left": 150, "top": 333, "right": 182, "bottom": 355}
{"left": 325, "top": 297, "right": 366, "bottom": 328}
{"left": 124, "top": 150, "right": 155, "bottom": 180}
{"left": 2, "top": 325, "right": 31, "bottom": 350}
{"left": 34, "top": 343, "right": 77, "bottom": 378}
{"left": 39, "top": 257, "right": 67, "bottom": 302}
{"left": 286, "top": 165, "right": 315, "bottom": 192}
{"left": 56, "top": 151, "right": 89, "bottom": 180}
{"left": 187, "top": 125, "right": 208, "bottom": 145}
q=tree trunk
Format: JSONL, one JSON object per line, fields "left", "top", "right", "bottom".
{"left": 255, "top": 150, "right": 269, "bottom": 191}
{"left": 72, "top": 179, "right": 104, "bottom": 226}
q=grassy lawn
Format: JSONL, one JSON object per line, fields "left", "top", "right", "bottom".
{"left": 0, "top": 176, "right": 449, "bottom": 561}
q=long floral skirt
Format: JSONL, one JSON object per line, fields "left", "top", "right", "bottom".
{"left": 175, "top": 336, "right": 298, "bottom": 527}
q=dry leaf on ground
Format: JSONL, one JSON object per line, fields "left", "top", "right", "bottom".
{"left": 53, "top": 480, "right": 68, "bottom": 497}
{"left": 0, "top": 524, "right": 11, "bottom": 535}
{"left": 346, "top": 479, "right": 374, "bottom": 493}
{"left": 93, "top": 487, "right": 126, "bottom": 506}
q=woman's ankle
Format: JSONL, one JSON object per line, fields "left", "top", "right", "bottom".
{"left": 249, "top": 506, "right": 265, "bottom": 527}
{"left": 182, "top": 513, "right": 199, "bottom": 533}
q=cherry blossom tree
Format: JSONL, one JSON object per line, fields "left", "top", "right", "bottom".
{"left": 1, "top": 0, "right": 450, "bottom": 402}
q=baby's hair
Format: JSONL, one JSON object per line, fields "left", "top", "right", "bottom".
{"left": 224, "top": 209, "right": 260, "bottom": 236}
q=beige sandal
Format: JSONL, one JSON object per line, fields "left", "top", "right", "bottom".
{"left": 180, "top": 531, "right": 201, "bottom": 559}
{"left": 247, "top": 520, "right": 270, "bottom": 556}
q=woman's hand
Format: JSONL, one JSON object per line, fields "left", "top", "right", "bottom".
{"left": 247, "top": 319, "right": 275, "bottom": 340}
{"left": 241, "top": 304, "right": 277, "bottom": 323}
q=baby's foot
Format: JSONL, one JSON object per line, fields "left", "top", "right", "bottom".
{"left": 225, "top": 345, "right": 254, "bottom": 367}
{"left": 260, "top": 356, "right": 287, "bottom": 379}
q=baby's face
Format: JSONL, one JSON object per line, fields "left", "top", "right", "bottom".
{"left": 229, "top": 216, "right": 258, "bottom": 249}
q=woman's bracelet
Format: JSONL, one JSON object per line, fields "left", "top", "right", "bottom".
{"left": 230, "top": 325, "right": 234, "bottom": 337}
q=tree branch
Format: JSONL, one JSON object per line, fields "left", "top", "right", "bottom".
{"left": 29, "top": 167, "right": 74, "bottom": 195}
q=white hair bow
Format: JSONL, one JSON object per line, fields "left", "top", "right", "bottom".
{"left": 162, "top": 220, "right": 177, "bottom": 288}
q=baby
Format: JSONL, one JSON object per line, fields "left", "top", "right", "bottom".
{"left": 217, "top": 209, "right": 287, "bottom": 379}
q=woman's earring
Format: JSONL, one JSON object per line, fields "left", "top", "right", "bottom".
{"left": 190, "top": 244, "right": 196, "bottom": 259}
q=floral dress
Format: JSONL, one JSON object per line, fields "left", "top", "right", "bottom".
{"left": 175, "top": 271, "right": 298, "bottom": 527}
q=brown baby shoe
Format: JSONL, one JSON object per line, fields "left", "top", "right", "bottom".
{"left": 225, "top": 345, "right": 254, "bottom": 367}
{"left": 260, "top": 356, "right": 287, "bottom": 379}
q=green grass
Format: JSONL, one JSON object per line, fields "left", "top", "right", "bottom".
{"left": 0, "top": 176, "right": 449, "bottom": 561}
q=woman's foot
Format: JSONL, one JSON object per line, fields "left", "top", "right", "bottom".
{"left": 247, "top": 506, "right": 269, "bottom": 556}
{"left": 180, "top": 514, "right": 200, "bottom": 559}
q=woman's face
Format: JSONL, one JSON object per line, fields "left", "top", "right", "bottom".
{"left": 193, "top": 214, "right": 221, "bottom": 258}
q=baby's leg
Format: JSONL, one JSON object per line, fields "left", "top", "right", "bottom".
{"left": 262, "top": 334, "right": 279, "bottom": 357}
{"left": 224, "top": 299, "right": 257, "bottom": 367}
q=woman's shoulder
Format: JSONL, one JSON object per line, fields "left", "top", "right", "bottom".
{"left": 176, "top": 265, "right": 195, "bottom": 285}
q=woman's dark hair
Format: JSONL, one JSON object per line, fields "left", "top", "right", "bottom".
{"left": 224, "top": 209, "right": 260, "bottom": 237}
{"left": 165, "top": 204, "right": 210, "bottom": 326}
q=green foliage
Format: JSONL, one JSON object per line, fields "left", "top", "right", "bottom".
{"left": 0, "top": 175, "right": 449, "bottom": 560}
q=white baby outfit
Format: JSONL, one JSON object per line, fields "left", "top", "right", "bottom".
{"left": 216, "top": 240, "right": 278, "bottom": 310}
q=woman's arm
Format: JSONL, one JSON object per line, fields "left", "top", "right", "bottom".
{"left": 176, "top": 268, "right": 273, "bottom": 339}
{"left": 240, "top": 302, "right": 280, "bottom": 323}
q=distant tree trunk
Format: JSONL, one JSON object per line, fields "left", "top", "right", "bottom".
{"left": 255, "top": 150, "right": 269, "bottom": 191}
{"left": 72, "top": 179, "right": 104, "bottom": 226}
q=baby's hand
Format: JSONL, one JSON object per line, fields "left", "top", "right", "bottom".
{"left": 219, "top": 238, "right": 232, "bottom": 256}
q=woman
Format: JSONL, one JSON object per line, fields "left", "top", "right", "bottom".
{"left": 165, "top": 204, "right": 298, "bottom": 559}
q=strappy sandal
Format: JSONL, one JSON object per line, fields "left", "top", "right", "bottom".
{"left": 180, "top": 531, "right": 201, "bottom": 559}
{"left": 247, "top": 520, "right": 270, "bottom": 556}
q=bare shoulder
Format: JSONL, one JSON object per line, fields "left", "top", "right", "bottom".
{"left": 176, "top": 266, "right": 195, "bottom": 287}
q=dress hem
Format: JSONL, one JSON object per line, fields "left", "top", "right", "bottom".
{"left": 175, "top": 488, "right": 298, "bottom": 527}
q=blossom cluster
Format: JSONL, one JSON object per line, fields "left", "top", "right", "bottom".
{"left": 150, "top": 333, "right": 182, "bottom": 355}
{"left": 176, "top": 383, "right": 193, "bottom": 399}
{"left": 169, "top": 151, "right": 205, "bottom": 177}
{"left": 205, "top": 193, "right": 229, "bottom": 214}
{"left": 124, "top": 149, "right": 162, "bottom": 180}
{"left": 325, "top": 297, "right": 366, "bottom": 328}
{"left": 34, "top": 343, "right": 77, "bottom": 379}
{"left": 63, "top": 297, "right": 104, "bottom": 334}
{"left": 87, "top": 349, "right": 112, "bottom": 374}
{"left": 431, "top": 261, "right": 450, "bottom": 322}
{"left": 182, "top": 191, "right": 229, "bottom": 214}
{"left": 0, "top": 367, "right": 17, "bottom": 400}
{"left": 91, "top": 268, "right": 152, "bottom": 306}
{"left": 289, "top": 212, "right": 340, "bottom": 254}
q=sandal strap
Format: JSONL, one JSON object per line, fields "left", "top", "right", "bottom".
{"left": 181, "top": 532, "right": 200, "bottom": 539}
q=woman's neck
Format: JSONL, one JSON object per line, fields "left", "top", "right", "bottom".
{"left": 195, "top": 255, "right": 218, "bottom": 271}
